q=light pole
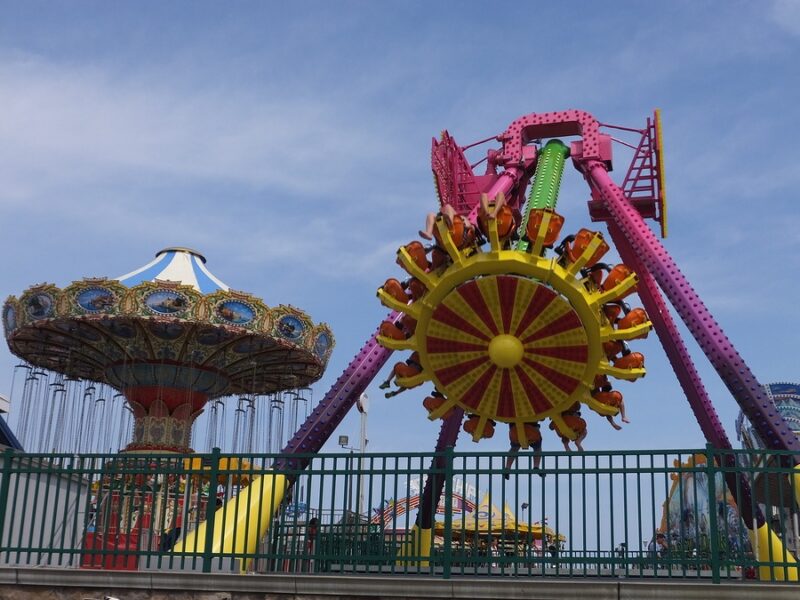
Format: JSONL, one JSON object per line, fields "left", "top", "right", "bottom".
{"left": 338, "top": 435, "right": 358, "bottom": 518}
{"left": 356, "top": 393, "right": 369, "bottom": 517}
{"left": 520, "top": 502, "right": 530, "bottom": 554}
{"left": 338, "top": 396, "right": 368, "bottom": 522}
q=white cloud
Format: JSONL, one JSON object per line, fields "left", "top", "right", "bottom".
{"left": 770, "top": 0, "right": 800, "bottom": 35}
{"left": 0, "top": 53, "right": 397, "bottom": 202}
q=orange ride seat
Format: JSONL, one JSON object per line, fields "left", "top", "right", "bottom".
{"left": 550, "top": 415, "right": 587, "bottom": 440}
{"left": 562, "top": 414, "right": 587, "bottom": 433}
{"left": 391, "top": 351, "right": 423, "bottom": 384}
{"left": 430, "top": 247, "right": 449, "bottom": 270}
{"left": 398, "top": 241, "right": 430, "bottom": 273}
{"left": 613, "top": 352, "right": 645, "bottom": 370}
{"left": 405, "top": 278, "right": 427, "bottom": 301}
{"left": 478, "top": 204, "right": 517, "bottom": 241}
{"left": 510, "top": 422, "right": 542, "bottom": 446}
{"left": 526, "top": 209, "right": 565, "bottom": 247}
{"left": 400, "top": 314, "right": 417, "bottom": 335}
{"left": 593, "top": 374, "right": 611, "bottom": 390}
{"left": 381, "top": 278, "right": 408, "bottom": 304}
{"left": 423, "top": 394, "right": 455, "bottom": 419}
{"left": 391, "top": 362, "right": 420, "bottom": 379}
{"left": 600, "top": 264, "right": 636, "bottom": 299}
{"left": 603, "top": 340, "right": 624, "bottom": 359}
{"left": 433, "top": 214, "right": 475, "bottom": 250}
{"left": 567, "top": 229, "right": 609, "bottom": 267}
{"left": 464, "top": 415, "right": 495, "bottom": 439}
{"left": 592, "top": 390, "right": 623, "bottom": 409}
{"left": 618, "top": 307, "right": 648, "bottom": 331}
{"left": 586, "top": 265, "right": 608, "bottom": 288}
{"left": 603, "top": 303, "right": 624, "bottom": 323}
{"left": 379, "top": 320, "right": 406, "bottom": 341}
{"left": 553, "top": 402, "right": 587, "bottom": 435}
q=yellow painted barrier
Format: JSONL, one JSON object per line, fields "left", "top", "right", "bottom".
{"left": 747, "top": 522, "right": 799, "bottom": 581}
{"left": 397, "top": 524, "right": 433, "bottom": 567}
{"left": 794, "top": 464, "right": 800, "bottom": 510}
{"left": 172, "top": 472, "right": 287, "bottom": 567}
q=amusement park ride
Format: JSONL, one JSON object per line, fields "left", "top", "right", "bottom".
{"left": 3, "top": 248, "right": 335, "bottom": 455}
{"left": 266, "top": 108, "right": 798, "bottom": 579}
{"left": 3, "top": 108, "right": 799, "bottom": 579}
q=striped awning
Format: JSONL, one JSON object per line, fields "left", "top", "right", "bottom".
{"left": 116, "top": 247, "right": 229, "bottom": 294}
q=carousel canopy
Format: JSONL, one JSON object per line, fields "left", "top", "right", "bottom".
{"left": 117, "top": 247, "right": 229, "bottom": 294}
{"left": 3, "top": 246, "right": 335, "bottom": 391}
{"left": 3, "top": 247, "right": 335, "bottom": 453}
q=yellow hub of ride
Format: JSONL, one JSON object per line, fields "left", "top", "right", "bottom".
{"left": 425, "top": 274, "right": 590, "bottom": 426}
{"left": 377, "top": 214, "right": 651, "bottom": 447}
{"left": 488, "top": 335, "right": 524, "bottom": 368}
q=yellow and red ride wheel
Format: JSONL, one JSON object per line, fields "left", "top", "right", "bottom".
{"left": 377, "top": 216, "right": 651, "bottom": 448}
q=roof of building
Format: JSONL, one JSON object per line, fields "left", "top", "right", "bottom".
{"left": 0, "top": 416, "right": 23, "bottom": 450}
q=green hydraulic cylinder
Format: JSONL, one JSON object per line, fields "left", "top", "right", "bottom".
{"left": 515, "top": 139, "right": 569, "bottom": 252}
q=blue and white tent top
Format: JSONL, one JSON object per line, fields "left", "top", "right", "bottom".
{"left": 116, "top": 247, "right": 230, "bottom": 294}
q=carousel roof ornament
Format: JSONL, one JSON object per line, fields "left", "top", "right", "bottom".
{"left": 117, "top": 247, "right": 229, "bottom": 293}
{"left": 3, "top": 248, "right": 334, "bottom": 453}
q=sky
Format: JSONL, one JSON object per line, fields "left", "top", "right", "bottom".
{"left": 1, "top": 0, "right": 800, "bottom": 459}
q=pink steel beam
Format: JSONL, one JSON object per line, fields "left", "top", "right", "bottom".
{"left": 581, "top": 159, "right": 800, "bottom": 463}
{"left": 607, "top": 224, "right": 729, "bottom": 447}
{"left": 465, "top": 165, "right": 522, "bottom": 223}
{"left": 608, "top": 222, "right": 760, "bottom": 526}
{"left": 467, "top": 109, "right": 606, "bottom": 223}
{"left": 501, "top": 109, "right": 604, "bottom": 161}
{"left": 589, "top": 116, "right": 660, "bottom": 224}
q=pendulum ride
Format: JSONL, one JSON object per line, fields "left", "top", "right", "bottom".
{"left": 267, "top": 110, "right": 797, "bottom": 579}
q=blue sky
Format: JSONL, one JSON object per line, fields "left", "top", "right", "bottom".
{"left": 1, "top": 1, "right": 800, "bottom": 457}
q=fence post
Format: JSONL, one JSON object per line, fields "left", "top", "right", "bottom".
{"left": 705, "top": 444, "right": 721, "bottom": 584}
{"left": 0, "top": 448, "right": 14, "bottom": 552}
{"left": 442, "top": 445, "right": 454, "bottom": 579}
{"left": 202, "top": 447, "right": 222, "bottom": 573}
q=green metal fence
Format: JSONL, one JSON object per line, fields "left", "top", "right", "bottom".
{"left": 0, "top": 446, "right": 797, "bottom": 581}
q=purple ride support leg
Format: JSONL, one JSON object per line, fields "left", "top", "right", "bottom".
{"left": 583, "top": 160, "right": 799, "bottom": 463}
{"left": 417, "top": 407, "right": 465, "bottom": 530}
{"left": 274, "top": 313, "right": 398, "bottom": 475}
{"left": 608, "top": 222, "right": 761, "bottom": 527}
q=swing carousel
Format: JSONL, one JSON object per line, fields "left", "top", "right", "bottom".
{"left": 3, "top": 247, "right": 334, "bottom": 454}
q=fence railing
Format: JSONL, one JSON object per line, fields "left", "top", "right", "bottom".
{"left": 0, "top": 446, "right": 797, "bottom": 581}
